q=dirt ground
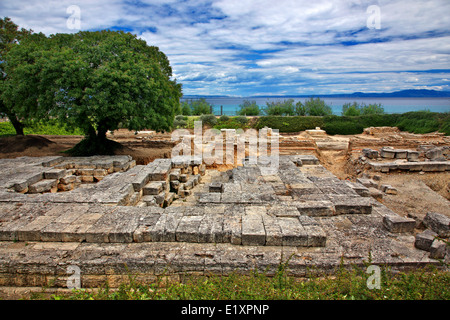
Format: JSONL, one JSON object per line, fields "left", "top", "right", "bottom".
{"left": 0, "top": 127, "right": 448, "bottom": 221}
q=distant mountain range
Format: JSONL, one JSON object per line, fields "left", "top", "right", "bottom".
{"left": 182, "top": 89, "right": 450, "bottom": 99}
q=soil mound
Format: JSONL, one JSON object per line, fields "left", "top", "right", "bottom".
{"left": 0, "top": 135, "right": 56, "bottom": 153}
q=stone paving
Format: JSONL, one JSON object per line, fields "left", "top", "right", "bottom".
{"left": 0, "top": 154, "right": 447, "bottom": 287}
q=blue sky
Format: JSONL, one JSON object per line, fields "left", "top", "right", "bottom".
{"left": 1, "top": 0, "right": 450, "bottom": 96}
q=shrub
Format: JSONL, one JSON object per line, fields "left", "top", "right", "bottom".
{"left": 219, "top": 115, "right": 230, "bottom": 122}
{"left": 238, "top": 100, "right": 261, "bottom": 116}
{"left": 255, "top": 116, "right": 324, "bottom": 132}
{"left": 264, "top": 99, "right": 295, "bottom": 116}
{"left": 234, "top": 116, "right": 248, "bottom": 125}
{"left": 199, "top": 114, "right": 217, "bottom": 127}
{"left": 180, "top": 102, "right": 192, "bottom": 116}
{"left": 303, "top": 98, "right": 332, "bottom": 116}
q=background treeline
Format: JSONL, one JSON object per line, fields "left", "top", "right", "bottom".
{"left": 256, "top": 111, "right": 450, "bottom": 135}
{"left": 178, "top": 98, "right": 449, "bottom": 135}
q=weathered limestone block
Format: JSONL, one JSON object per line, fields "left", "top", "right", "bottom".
{"left": 380, "top": 184, "right": 398, "bottom": 195}
{"left": 169, "top": 169, "right": 181, "bottom": 181}
{"left": 344, "top": 181, "right": 370, "bottom": 197}
{"left": 356, "top": 178, "right": 378, "bottom": 188}
{"left": 28, "top": 179, "right": 58, "bottom": 194}
{"left": 429, "top": 239, "right": 447, "bottom": 259}
{"left": 332, "top": 197, "right": 372, "bottom": 215}
{"left": 278, "top": 217, "right": 308, "bottom": 246}
{"left": 394, "top": 150, "right": 408, "bottom": 159}
{"left": 149, "top": 159, "right": 172, "bottom": 181}
{"left": 303, "top": 225, "right": 327, "bottom": 247}
{"left": 383, "top": 215, "right": 415, "bottom": 233}
{"left": 368, "top": 187, "right": 383, "bottom": 200}
{"left": 143, "top": 181, "right": 164, "bottom": 195}
{"left": 164, "top": 192, "right": 176, "bottom": 207}
{"left": 295, "top": 155, "right": 320, "bottom": 165}
{"left": 262, "top": 215, "right": 282, "bottom": 246}
{"left": 407, "top": 151, "right": 419, "bottom": 162}
{"left": 423, "top": 212, "right": 450, "bottom": 237}
{"left": 241, "top": 214, "right": 266, "bottom": 246}
{"left": 44, "top": 169, "right": 67, "bottom": 180}
{"left": 295, "top": 201, "right": 335, "bottom": 216}
{"left": 179, "top": 174, "right": 188, "bottom": 183}
{"left": 176, "top": 215, "right": 204, "bottom": 242}
{"left": 57, "top": 183, "right": 74, "bottom": 192}
{"left": 60, "top": 175, "right": 76, "bottom": 185}
{"left": 425, "top": 147, "right": 443, "bottom": 161}
{"left": 415, "top": 229, "right": 438, "bottom": 251}
{"left": 380, "top": 147, "right": 396, "bottom": 159}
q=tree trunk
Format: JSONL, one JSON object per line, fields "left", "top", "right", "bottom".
{"left": 8, "top": 114, "right": 24, "bottom": 136}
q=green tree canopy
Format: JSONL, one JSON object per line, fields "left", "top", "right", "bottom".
{"left": 342, "top": 102, "right": 385, "bottom": 116}
{"left": 0, "top": 17, "right": 33, "bottom": 135}
{"left": 303, "top": 97, "right": 333, "bottom": 116}
{"left": 3, "top": 29, "right": 182, "bottom": 154}
{"left": 238, "top": 100, "right": 260, "bottom": 116}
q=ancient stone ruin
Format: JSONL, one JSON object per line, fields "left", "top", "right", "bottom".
{"left": 0, "top": 151, "right": 448, "bottom": 288}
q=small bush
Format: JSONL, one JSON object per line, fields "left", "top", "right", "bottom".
{"left": 238, "top": 100, "right": 261, "bottom": 116}
{"left": 199, "top": 114, "right": 217, "bottom": 127}
{"left": 234, "top": 116, "right": 248, "bottom": 125}
{"left": 219, "top": 115, "right": 230, "bottom": 122}
{"left": 255, "top": 116, "right": 324, "bottom": 132}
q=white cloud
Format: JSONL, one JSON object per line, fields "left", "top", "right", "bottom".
{"left": 1, "top": 0, "right": 449, "bottom": 95}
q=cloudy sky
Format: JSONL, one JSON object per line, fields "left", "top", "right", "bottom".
{"left": 1, "top": 0, "right": 450, "bottom": 96}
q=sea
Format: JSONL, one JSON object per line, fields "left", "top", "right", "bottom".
{"left": 181, "top": 97, "right": 450, "bottom": 116}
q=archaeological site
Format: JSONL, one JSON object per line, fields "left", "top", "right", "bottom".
{"left": 0, "top": 126, "right": 449, "bottom": 295}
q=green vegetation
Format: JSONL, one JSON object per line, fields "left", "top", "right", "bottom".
{"left": 342, "top": 102, "right": 385, "bottom": 116}
{"left": 238, "top": 100, "right": 261, "bottom": 116}
{"left": 300, "top": 97, "right": 333, "bottom": 116}
{"left": 255, "top": 116, "right": 324, "bottom": 133}
{"left": 30, "top": 264, "right": 449, "bottom": 300}
{"left": 0, "top": 119, "right": 83, "bottom": 136}
{"left": 1, "top": 18, "right": 181, "bottom": 155}
{"left": 181, "top": 99, "right": 213, "bottom": 116}
{"left": 252, "top": 111, "right": 449, "bottom": 135}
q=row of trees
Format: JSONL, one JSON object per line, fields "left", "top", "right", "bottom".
{"left": 179, "top": 98, "right": 385, "bottom": 117}
{"left": 0, "top": 17, "right": 182, "bottom": 154}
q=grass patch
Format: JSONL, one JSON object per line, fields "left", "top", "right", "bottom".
{"left": 30, "top": 264, "right": 450, "bottom": 300}
{"left": 0, "top": 119, "right": 83, "bottom": 136}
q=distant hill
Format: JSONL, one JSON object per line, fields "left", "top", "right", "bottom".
{"left": 182, "top": 89, "right": 450, "bottom": 99}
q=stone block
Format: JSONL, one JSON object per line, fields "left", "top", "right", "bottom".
{"left": 176, "top": 215, "right": 203, "bottom": 242}
{"left": 179, "top": 174, "right": 188, "bottom": 183}
{"left": 57, "top": 183, "right": 74, "bottom": 192}
{"left": 407, "top": 151, "right": 419, "bottom": 162}
{"left": 296, "top": 155, "right": 319, "bottom": 165}
{"left": 143, "top": 181, "right": 164, "bottom": 195}
{"left": 332, "top": 198, "right": 372, "bottom": 215}
{"left": 383, "top": 215, "right": 416, "bottom": 233}
{"left": 394, "top": 150, "right": 407, "bottom": 159}
{"left": 241, "top": 214, "right": 266, "bottom": 246}
{"left": 414, "top": 229, "right": 438, "bottom": 251}
{"left": 368, "top": 187, "right": 383, "bottom": 200}
{"left": 60, "top": 175, "right": 77, "bottom": 185}
{"left": 295, "top": 201, "right": 335, "bottom": 216}
{"left": 380, "top": 148, "right": 396, "bottom": 159}
{"left": 429, "top": 239, "right": 447, "bottom": 259}
{"left": 44, "top": 169, "right": 67, "bottom": 180}
{"left": 356, "top": 178, "right": 378, "bottom": 188}
{"left": 423, "top": 212, "right": 450, "bottom": 237}
{"left": 425, "top": 148, "right": 443, "bottom": 160}
{"left": 164, "top": 192, "right": 175, "bottom": 207}
{"left": 28, "top": 179, "right": 58, "bottom": 194}
{"left": 169, "top": 169, "right": 181, "bottom": 181}
{"left": 209, "top": 182, "right": 224, "bottom": 193}
{"left": 278, "top": 217, "right": 308, "bottom": 246}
